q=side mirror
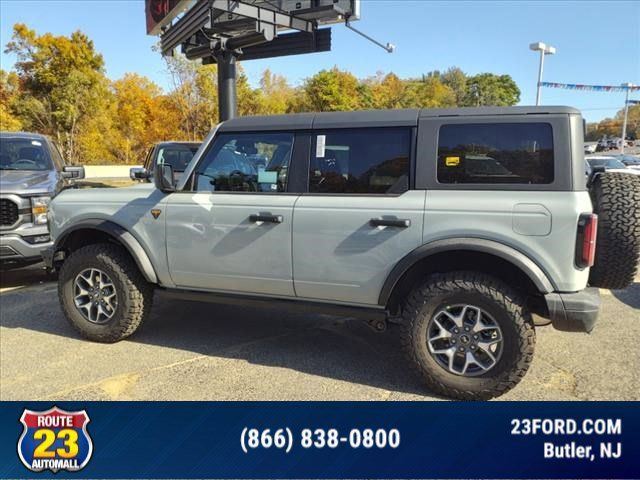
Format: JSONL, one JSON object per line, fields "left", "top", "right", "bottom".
{"left": 62, "top": 166, "right": 85, "bottom": 180}
{"left": 130, "top": 167, "right": 151, "bottom": 181}
{"left": 154, "top": 164, "right": 176, "bottom": 193}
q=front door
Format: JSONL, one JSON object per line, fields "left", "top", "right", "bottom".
{"left": 292, "top": 127, "right": 425, "bottom": 305}
{"left": 165, "top": 131, "right": 298, "bottom": 296}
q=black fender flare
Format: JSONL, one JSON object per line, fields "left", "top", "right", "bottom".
{"left": 54, "top": 219, "right": 158, "bottom": 284}
{"left": 378, "top": 237, "right": 556, "bottom": 306}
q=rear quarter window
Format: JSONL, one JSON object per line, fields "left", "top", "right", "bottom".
{"left": 437, "top": 123, "right": 554, "bottom": 184}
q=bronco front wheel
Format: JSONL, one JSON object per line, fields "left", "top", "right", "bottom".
{"left": 58, "top": 243, "right": 153, "bottom": 343}
{"left": 400, "top": 272, "right": 536, "bottom": 400}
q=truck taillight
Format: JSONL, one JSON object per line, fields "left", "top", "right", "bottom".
{"left": 576, "top": 213, "right": 598, "bottom": 268}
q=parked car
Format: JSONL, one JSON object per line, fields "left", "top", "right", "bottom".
{"left": 42, "top": 107, "right": 640, "bottom": 400}
{"left": 586, "top": 155, "right": 640, "bottom": 176}
{"left": 583, "top": 142, "right": 597, "bottom": 154}
{"left": 614, "top": 154, "right": 640, "bottom": 170}
{"left": 0, "top": 132, "right": 84, "bottom": 269}
{"left": 131, "top": 141, "right": 200, "bottom": 183}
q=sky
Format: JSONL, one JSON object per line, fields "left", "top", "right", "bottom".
{"left": 0, "top": 0, "right": 638, "bottom": 123}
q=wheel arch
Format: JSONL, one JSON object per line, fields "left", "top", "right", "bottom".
{"left": 380, "top": 238, "right": 556, "bottom": 313}
{"left": 54, "top": 219, "right": 158, "bottom": 284}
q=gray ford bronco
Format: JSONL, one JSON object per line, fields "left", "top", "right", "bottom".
{"left": 0, "top": 132, "right": 84, "bottom": 269}
{"left": 43, "top": 107, "right": 640, "bottom": 400}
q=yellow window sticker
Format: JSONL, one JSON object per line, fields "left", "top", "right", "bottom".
{"left": 445, "top": 156, "right": 460, "bottom": 167}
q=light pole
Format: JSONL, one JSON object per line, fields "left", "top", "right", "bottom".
{"left": 529, "top": 42, "right": 556, "bottom": 106}
{"left": 621, "top": 82, "right": 633, "bottom": 154}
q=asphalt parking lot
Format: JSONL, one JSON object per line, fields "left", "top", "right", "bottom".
{"left": 1, "top": 264, "right": 638, "bottom": 401}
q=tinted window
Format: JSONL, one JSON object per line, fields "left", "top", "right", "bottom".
{"left": 0, "top": 138, "right": 53, "bottom": 171}
{"left": 156, "top": 143, "right": 199, "bottom": 172}
{"left": 194, "top": 132, "right": 293, "bottom": 192}
{"left": 309, "top": 128, "right": 411, "bottom": 194}
{"left": 437, "top": 123, "right": 554, "bottom": 184}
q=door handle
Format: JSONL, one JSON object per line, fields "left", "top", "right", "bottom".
{"left": 250, "top": 214, "right": 283, "bottom": 224}
{"left": 370, "top": 218, "right": 411, "bottom": 228}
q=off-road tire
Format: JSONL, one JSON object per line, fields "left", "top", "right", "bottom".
{"left": 400, "top": 272, "right": 535, "bottom": 400}
{"left": 58, "top": 243, "right": 153, "bottom": 343}
{"left": 588, "top": 172, "right": 640, "bottom": 290}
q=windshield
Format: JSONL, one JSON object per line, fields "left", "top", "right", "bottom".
{"left": 0, "top": 138, "right": 53, "bottom": 171}
{"left": 587, "top": 158, "right": 626, "bottom": 169}
{"left": 156, "top": 144, "right": 199, "bottom": 172}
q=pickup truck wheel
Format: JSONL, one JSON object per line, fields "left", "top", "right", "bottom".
{"left": 588, "top": 172, "right": 640, "bottom": 290}
{"left": 400, "top": 272, "right": 535, "bottom": 400}
{"left": 58, "top": 243, "right": 153, "bottom": 343}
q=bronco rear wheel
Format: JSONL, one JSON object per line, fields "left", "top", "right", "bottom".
{"left": 588, "top": 172, "right": 640, "bottom": 290}
{"left": 400, "top": 272, "right": 536, "bottom": 400}
{"left": 58, "top": 243, "right": 153, "bottom": 342}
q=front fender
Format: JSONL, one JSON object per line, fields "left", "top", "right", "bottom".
{"left": 54, "top": 219, "right": 158, "bottom": 284}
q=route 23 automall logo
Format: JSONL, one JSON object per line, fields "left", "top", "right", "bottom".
{"left": 17, "top": 406, "right": 93, "bottom": 473}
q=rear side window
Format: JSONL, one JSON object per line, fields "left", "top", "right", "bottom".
{"left": 437, "top": 123, "right": 554, "bottom": 184}
{"left": 310, "top": 128, "right": 411, "bottom": 194}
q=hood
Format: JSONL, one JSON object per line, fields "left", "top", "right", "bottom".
{"left": 53, "top": 182, "right": 165, "bottom": 206}
{"left": 0, "top": 169, "right": 57, "bottom": 195}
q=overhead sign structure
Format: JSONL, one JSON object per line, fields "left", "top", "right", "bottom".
{"left": 148, "top": 0, "right": 361, "bottom": 121}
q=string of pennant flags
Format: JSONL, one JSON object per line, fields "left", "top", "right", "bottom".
{"left": 541, "top": 82, "right": 639, "bottom": 92}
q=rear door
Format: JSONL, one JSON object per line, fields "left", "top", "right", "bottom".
{"left": 292, "top": 126, "right": 425, "bottom": 305}
{"left": 165, "top": 131, "right": 302, "bottom": 296}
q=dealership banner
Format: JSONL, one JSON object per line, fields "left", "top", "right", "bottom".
{"left": 541, "top": 82, "right": 640, "bottom": 92}
{"left": 0, "top": 401, "right": 638, "bottom": 479}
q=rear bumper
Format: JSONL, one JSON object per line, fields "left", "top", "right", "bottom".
{"left": 545, "top": 288, "right": 601, "bottom": 333}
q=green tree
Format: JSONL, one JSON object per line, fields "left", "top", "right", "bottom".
{"left": 440, "top": 67, "right": 467, "bottom": 106}
{"left": 463, "top": 73, "right": 520, "bottom": 107}
{"left": 301, "top": 67, "right": 362, "bottom": 112}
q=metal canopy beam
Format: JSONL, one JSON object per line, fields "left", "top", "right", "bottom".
{"left": 161, "top": 0, "right": 315, "bottom": 56}
{"left": 211, "top": 0, "right": 314, "bottom": 33}
{"left": 201, "top": 28, "right": 331, "bottom": 62}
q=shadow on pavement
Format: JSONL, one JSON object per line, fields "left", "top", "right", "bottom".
{"left": 0, "top": 263, "right": 56, "bottom": 290}
{"left": 0, "top": 285, "right": 433, "bottom": 397}
{"left": 611, "top": 282, "right": 640, "bottom": 310}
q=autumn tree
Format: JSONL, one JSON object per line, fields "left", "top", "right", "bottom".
{"left": 110, "top": 73, "right": 179, "bottom": 164}
{"left": 258, "top": 69, "right": 294, "bottom": 114}
{"left": 4, "top": 23, "right": 109, "bottom": 163}
{"left": 403, "top": 76, "right": 456, "bottom": 108}
{"left": 0, "top": 69, "right": 22, "bottom": 131}
{"left": 368, "top": 72, "right": 406, "bottom": 110}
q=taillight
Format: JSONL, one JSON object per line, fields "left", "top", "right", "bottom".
{"left": 575, "top": 213, "right": 598, "bottom": 268}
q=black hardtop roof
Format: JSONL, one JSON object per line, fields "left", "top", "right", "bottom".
{"left": 0, "top": 131, "right": 49, "bottom": 141}
{"left": 219, "top": 106, "right": 581, "bottom": 132}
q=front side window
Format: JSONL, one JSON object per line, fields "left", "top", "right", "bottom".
{"left": 437, "top": 123, "right": 554, "bottom": 184}
{"left": 157, "top": 143, "right": 199, "bottom": 173}
{"left": 309, "top": 128, "right": 411, "bottom": 194}
{"left": 194, "top": 132, "right": 293, "bottom": 192}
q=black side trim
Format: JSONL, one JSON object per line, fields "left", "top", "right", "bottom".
{"left": 378, "top": 237, "right": 556, "bottom": 306}
{"left": 54, "top": 219, "right": 158, "bottom": 284}
{"left": 158, "top": 288, "right": 387, "bottom": 320}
